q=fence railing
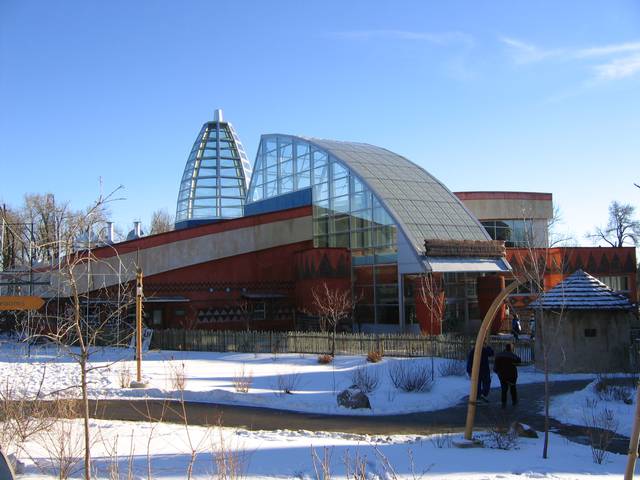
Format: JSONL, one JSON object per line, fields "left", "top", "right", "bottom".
{"left": 150, "top": 329, "right": 535, "bottom": 363}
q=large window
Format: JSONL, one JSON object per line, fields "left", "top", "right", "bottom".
{"left": 246, "top": 136, "right": 400, "bottom": 326}
{"left": 481, "top": 220, "right": 534, "bottom": 247}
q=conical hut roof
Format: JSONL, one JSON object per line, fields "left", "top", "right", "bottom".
{"left": 529, "top": 269, "right": 633, "bottom": 311}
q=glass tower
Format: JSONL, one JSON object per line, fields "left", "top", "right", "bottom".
{"left": 175, "top": 109, "right": 252, "bottom": 229}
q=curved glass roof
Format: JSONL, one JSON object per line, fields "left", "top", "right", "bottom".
{"left": 175, "top": 110, "right": 252, "bottom": 227}
{"left": 246, "top": 135, "right": 490, "bottom": 253}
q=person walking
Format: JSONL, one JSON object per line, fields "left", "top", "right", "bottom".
{"left": 511, "top": 308, "right": 522, "bottom": 342}
{"left": 494, "top": 343, "right": 522, "bottom": 408}
{"left": 466, "top": 343, "right": 494, "bottom": 403}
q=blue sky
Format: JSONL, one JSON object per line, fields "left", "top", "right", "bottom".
{"left": 1, "top": 0, "right": 639, "bottom": 241}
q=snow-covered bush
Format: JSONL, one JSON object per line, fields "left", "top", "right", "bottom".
{"left": 351, "top": 365, "right": 380, "bottom": 393}
{"left": 594, "top": 374, "right": 632, "bottom": 403}
{"left": 388, "top": 360, "right": 434, "bottom": 392}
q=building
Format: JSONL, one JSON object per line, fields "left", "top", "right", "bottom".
{"left": 455, "top": 190, "right": 638, "bottom": 333}
{"left": 41, "top": 118, "right": 513, "bottom": 334}
{"left": 530, "top": 269, "right": 634, "bottom": 373}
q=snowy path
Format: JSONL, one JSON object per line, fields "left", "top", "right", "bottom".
{"left": 44, "top": 379, "right": 629, "bottom": 454}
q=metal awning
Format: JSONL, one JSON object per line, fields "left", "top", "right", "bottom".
{"left": 143, "top": 296, "right": 190, "bottom": 303}
{"left": 424, "top": 256, "right": 511, "bottom": 273}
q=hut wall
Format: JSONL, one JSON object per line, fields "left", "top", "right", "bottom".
{"left": 535, "top": 310, "right": 632, "bottom": 373}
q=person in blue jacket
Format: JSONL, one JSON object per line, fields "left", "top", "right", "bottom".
{"left": 466, "top": 343, "right": 494, "bottom": 402}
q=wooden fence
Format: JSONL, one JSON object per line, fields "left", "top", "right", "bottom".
{"left": 150, "top": 329, "right": 535, "bottom": 363}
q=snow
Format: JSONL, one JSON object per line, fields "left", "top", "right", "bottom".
{"left": 0, "top": 339, "right": 635, "bottom": 478}
{"left": 12, "top": 419, "right": 631, "bottom": 479}
{"left": 550, "top": 378, "right": 637, "bottom": 436}
{"left": 0, "top": 340, "right": 598, "bottom": 416}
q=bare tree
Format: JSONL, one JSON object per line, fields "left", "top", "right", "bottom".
{"left": 417, "top": 273, "right": 445, "bottom": 378}
{"left": 588, "top": 201, "right": 640, "bottom": 247}
{"left": 22, "top": 188, "right": 135, "bottom": 479}
{"left": 310, "top": 283, "right": 354, "bottom": 357}
{"left": 149, "top": 209, "right": 174, "bottom": 235}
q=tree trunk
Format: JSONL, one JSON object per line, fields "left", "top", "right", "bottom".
{"left": 81, "top": 349, "right": 92, "bottom": 479}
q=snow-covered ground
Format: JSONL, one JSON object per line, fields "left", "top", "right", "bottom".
{"left": 0, "top": 340, "right": 598, "bottom": 416}
{"left": 12, "top": 418, "right": 630, "bottom": 479}
{"left": 550, "top": 378, "right": 637, "bottom": 437}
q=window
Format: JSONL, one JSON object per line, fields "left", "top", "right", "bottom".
{"left": 584, "top": 328, "right": 597, "bottom": 337}
{"left": 597, "top": 275, "right": 629, "bottom": 292}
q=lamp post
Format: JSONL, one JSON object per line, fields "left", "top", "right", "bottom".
{"left": 135, "top": 267, "right": 143, "bottom": 383}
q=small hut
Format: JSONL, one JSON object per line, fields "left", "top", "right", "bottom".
{"left": 529, "top": 269, "right": 634, "bottom": 373}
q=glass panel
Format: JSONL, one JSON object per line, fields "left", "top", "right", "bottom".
{"left": 279, "top": 139, "right": 293, "bottom": 163}
{"left": 354, "top": 305, "right": 375, "bottom": 324}
{"left": 375, "top": 265, "right": 398, "bottom": 284}
{"left": 350, "top": 229, "right": 373, "bottom": 248}
{"left": 312, "top": 165, "right": 329, "bottom": 185}
{"left": 313, "top": 201, "right": 330, "bottom": 217}
{"left": 313, "top": 217, "right": 329, "bottom": 235}
{"left": 265, "top": 181, "right": 277, "bottom": 198}
{"left": 376, "top": 305, "right": 399, "bottom": 324}
{"left": 220, "top": 177, "right": 241, "bottom": 187}
{"left": 313, "top": 182, "right": 329, "bottom": 201}
{"left": 280, "top": 160, "right": 293, "bottom": 176}
{"left": 350, "top": 213, "right": 372, "bottom": 229}
{"left": 314, "top": 235, "right": 328, "bottom": 248}
{"left": 220, "top": 197, "right": 243, "bottom": 207}
{"left": 354, "top": 286, "right": 375, "bottom": 304}
{"left": 295, "top": 171, "right": 310, "bottom": 189}
{"left": 221, "top": 207, "right": 243, "bottom": 217}
{"left": 330, "top": 233, "right": 349, "bottom": 248}
{"left": 251, "top": 185, "right": 263, "bottom": 202}
{"left": 265, "top": 139, "right": 277, "bottom": 168}
{"left": 196, "top": 177, "right": 217, "bottom": 187}
{"left": 333, "top": 176, "right": 349, "bottom": 197}
{"left": 353, "top": 265, "right": 374, "bottom": 285}
{"left": 332, "top": 194, "right": 349, "bottom": 213}
{"left": 331, "top": 214, "right": 350, "bottom": 233}
{"left": 280, "top": 175, "right": 293, "bottom": 194}
{"left": 313, "top": 149, "right": 328, "bottom": 168}
{"left": 332, "top": 161, "right": 348, "bottom": 180}
{"left": 376, "top": 285, "right": 399, "bottom": 305}
{"left": 266, "top": 165, "right": 278, "bottom": 182}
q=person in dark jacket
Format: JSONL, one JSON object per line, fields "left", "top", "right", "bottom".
{"left": 511, "top": 309, "right": 522, "bottom": 342}
{"left": 466, "top": 344, "right": 494, "bottom": 402}
{"left": 494, "top": 343, "right": 522, "bottom": 408}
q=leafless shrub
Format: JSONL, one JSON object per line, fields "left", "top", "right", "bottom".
{"left": 483, "top": 413, "right": 519, "bottom": 450}
{"left": 342, "top": 448, "right": 367, "bottom": 480}
{"left": 211, "top": 426, "right": 250, "bottom": 480}
{"left": 0, "top": 365, "right": 57, "bottom": 461}
{"left": 366, "top": 351, "right": 382, "bottom": 363}
{"left": 233, "top": 365, "right": 253, "bottom": 393}
{"left": 34, "top": 401, "right": 87, "bottom": 479}
{"left": 438, "top": 358, "right": 466, "bottom": 377}
{"left": 582, "top": 398, "right": 619, "bottom": 464}
{"left": 170, "top": 361, "right": 187, "bottom": 391}
{"left": 593, "top": 374, "right": 632, "bottom": 403}
{"left": 388, "top": 360, "right": 434, "bottom": 392}
{"left": 274, "top": 371, "right": 302, "bottom": 395}
{"left": 429, "top": 431, "right": 453, "bottom": 448}
{"left": 350, "top": 365, "right": 380, "bottom": 394}
{"left": 318, "top": 354, "right": 333, "bottom": 365}
{"left": 311, "top": 446, "right": 333, "bottom": 480}
{"left": 117, "top": 364, "right": 132, "bottom": 389}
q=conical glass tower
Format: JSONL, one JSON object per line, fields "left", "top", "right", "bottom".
{"left": 175, "top": 109, "right": 252, "bottom": 229}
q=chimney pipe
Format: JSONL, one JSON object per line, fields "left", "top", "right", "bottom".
{"left": 134, "top": 221, "right": 142, "bottom": 238}
{"left": 106, "top": 221, "right": 114, "bottom": 243}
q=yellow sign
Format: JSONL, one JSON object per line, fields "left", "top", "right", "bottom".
{"left": 0, "top": 296, "right": 45, "bottom": 311}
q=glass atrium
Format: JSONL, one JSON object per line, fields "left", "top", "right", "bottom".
{"left": 245, "top": 135, "right": 500, "bottom": 330}
{"left": 175, "top": 110, "right": 252, "bottom": 228}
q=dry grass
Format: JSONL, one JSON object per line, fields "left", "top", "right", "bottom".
{"left": 233, "top": 364, "right": 253, "bottom": 393}
{"left": 169, "top": 361, "right": 188, "bottom": 391}
{"left": 366, "top": 351, "right": 382, "bottom": 363}
{"left": 117, "top": 364, "right": 132, "bottom": 388}
{"left": 318, "top": 354, "right": 333, "bottom": 365}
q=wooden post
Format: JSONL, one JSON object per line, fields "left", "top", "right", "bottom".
{"left": 464, "top": 279, "right": 520, "bottom": 441}
{"left": 135, "top": 267, "right": 143, "bottom": 383}
{"left": 624, "top": 381, "right": 640, "bottom": 479}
